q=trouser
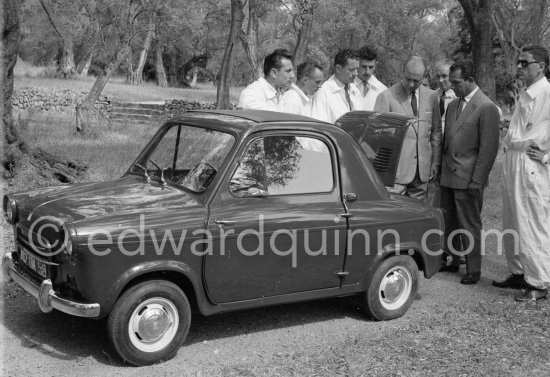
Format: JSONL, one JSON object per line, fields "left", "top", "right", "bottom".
{"left": 388, "top": 169, "right": 428, "bottom": 203}
{"left": 441, "top": 186, "right": 484, "bottom": 274}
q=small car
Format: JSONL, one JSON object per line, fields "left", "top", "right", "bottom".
{"left": 2, "top": 110, "right": 443, "bottom": 366}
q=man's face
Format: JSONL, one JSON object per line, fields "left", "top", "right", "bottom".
{"left": 435, "top": 64, "right": 452, "bottom": 92}
{"left": 401, "top": 63, "right": 425, "bottom": 92}
{"left": 272, "top": 57, "right": 295, "bottom": 90}
{"left": 302, "top": 68, "right": 324, "bottom": 96}
{"left": 517, "top": 51, "right": 544, "bottom": 87}
{"left": 358, "top": 59, "right": 376, "bottom": 83}
{"left": 335, "top": 58, "right": 359, "bottom": 85}
{"left": 449, "top": 69, "right": 473, "bottom": 97}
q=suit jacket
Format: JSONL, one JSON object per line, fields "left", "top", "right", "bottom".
{"left": 374, "top": 83, "right": 442, "bottom": 184}
{"left": 440, "top": 88, "right": 500, "bottom": 189}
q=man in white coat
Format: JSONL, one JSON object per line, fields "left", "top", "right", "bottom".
{"left": 281, "top": 60, "right": 324, "bottom": 116}
{"left": 310, "top": 49, "right": 362, "bottom": 123}
{"left": 354, "top": 45, "right": 387, "bottom": 111}
{"left": 238, "top": 49, "right": 295, "bottom": 111}
{"left": 493, "top": 45, "right": 550, "bottom": 302}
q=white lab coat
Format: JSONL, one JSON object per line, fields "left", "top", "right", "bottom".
{"left": 281, "top": 84, "right": 312, "bottom": 116}
{"left": 502, "top": 76, "right": 550, "bottom": 289}
{"left": 238, "top": 77, "right": 284, "bottom": 111}
{"left": 310, "top": 75, "right": 362, "bottom": 123}
{"left": 353, "top": 75, "right": 388, "bottom": 111}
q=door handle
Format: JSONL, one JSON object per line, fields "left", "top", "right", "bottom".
{"left": 338, "top": 213, "right": 353, "bottom": 219}
{"left": 214, "top": 219, "right": 236, "bottom": 226}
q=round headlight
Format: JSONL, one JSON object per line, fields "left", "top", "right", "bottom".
{"left": 4, "top": 198, "right": 17, "bottom": 224}
{"left": 61, "top": 223, "right": 77, "bottom": 256}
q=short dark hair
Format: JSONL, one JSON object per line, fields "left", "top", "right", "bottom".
{"left": 522, "top": 45, "right": 549, "bottom": 74}
{"left": 449, "top": 59, "right": 475, "bottom": 80}
{"left": 263, "top": 49, "right": 293, "bottom": 76}
{"left": 296, "top": 60, "right": 324, "bottom": 81}
{"left": 334, "top": 49, "right": 359, "bottom": 67}
{"left": 357, "top": 45, "right": 378, "bottom": 61}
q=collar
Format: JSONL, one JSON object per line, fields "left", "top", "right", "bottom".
{"left": 440, "top": 88, "right": 455, "bottom": 98}
{"left": 463, "top": 86, "right": 478, "bottom": 103}
{"left": 259, "top": 77, "right": 278, "bottom": 100}
{"left": 290, "top": 83, "right": 310, "bottom": 101}
{"left": 328, "top": 75, "right": 348, "bottom": 93}
{"left": 525, "top": 76, "right": 550, "bottom": 99}
{"left": 402, "top": 82, "right": 419, "bottom": 97}
{"left": 355, "top": 75, "right": 383, "bottom": 90}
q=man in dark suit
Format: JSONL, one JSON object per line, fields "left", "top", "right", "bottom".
{"left": 440, "top": 60, "right": 500, "bottom": 284}
{"left": 374, "top": 56, "right": 442, "bottom": 202}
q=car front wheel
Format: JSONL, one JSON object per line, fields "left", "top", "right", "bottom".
{"left": 107, "top": 280, "right": 191, "bottom": 366}
{"left": 361, "top": 255, "right": 418, "bottom": 321}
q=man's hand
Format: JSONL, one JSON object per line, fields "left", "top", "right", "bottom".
{"left": 429, "top": 164, "right": 441, "bottom": 182}
{"left": 468, "top": 181, "right": 483, "bottom": 195}
{"left": 526, "top": 145, "right": 546, "bottom": 164}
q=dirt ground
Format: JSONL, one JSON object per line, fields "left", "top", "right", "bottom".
{"left": 2, "top": 250, "right": 550, "bottom": 376}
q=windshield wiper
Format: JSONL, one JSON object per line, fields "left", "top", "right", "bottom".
{"left": 149, "top": 159, "right": 169, "bottom": 186}
{"left": 134, "top": 163, "right": 151, "bottom": 184}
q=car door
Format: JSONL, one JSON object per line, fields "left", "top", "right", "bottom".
{"left": 204, "top": 132, "right": 348, "bottom": 303}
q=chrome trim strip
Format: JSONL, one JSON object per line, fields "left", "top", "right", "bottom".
{"left": 2, "top": 253, "right": 100, "bottom": 318}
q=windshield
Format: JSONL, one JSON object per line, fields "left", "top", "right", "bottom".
{"left": 131, "top": 124, "right": 235, "bottom": 193}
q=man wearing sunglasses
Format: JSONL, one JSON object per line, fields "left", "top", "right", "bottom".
{"left": 494, "top": 46, "right": 550, "bottom": 301}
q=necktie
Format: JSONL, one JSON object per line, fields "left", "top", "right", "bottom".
{"left": 455, "top": 98, "right": 464, "bottom": 120}
{"left": 439, "top": 93, "right": 445, "bottom": 116}
{"left": 345, "top": 84, "right": 353, "bottom": 110}
{"left": 363, "top": 81, "right": 370, "bottom": 96}
{"left": 411, "top": 90, "right": 418, "bottom": 117}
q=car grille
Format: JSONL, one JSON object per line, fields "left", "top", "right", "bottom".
{"left": 14, "top": 222, "right": 59, "bottom": 281}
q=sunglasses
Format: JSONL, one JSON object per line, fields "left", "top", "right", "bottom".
{"left": 517, "top": 60, "right": 541, "bottom": 68}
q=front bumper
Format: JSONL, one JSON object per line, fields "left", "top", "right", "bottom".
{"left": 2, "top": 252, "right": 100, "bottom": 318}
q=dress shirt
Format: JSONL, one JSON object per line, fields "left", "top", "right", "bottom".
{"left": 310, "top": 75, "right": 362, "bottom": 123}
{"left": 407, "top": 86, "right": 420, "bottom": 115}
{"left": 438, "top": 88, "right": 456, "bottom": 132}
{"left": 354, "top": 75, "right": 388, "bottom": 111}
{"left": 238, "top": 77, "right": 284, "bottom": 111}
{"left": 281, "top": 83, "right": 311, "bottom": 116}
{"left": 461, "top": 86, "right": 479, "bottom": 109}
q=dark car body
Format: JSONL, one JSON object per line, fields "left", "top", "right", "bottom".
{"left": 3, "top": 110, "right": 444, "bottom": 365}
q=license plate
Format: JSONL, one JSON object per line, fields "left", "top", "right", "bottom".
{"left": 20, "top": 249, "right": 48, "bottom": 278}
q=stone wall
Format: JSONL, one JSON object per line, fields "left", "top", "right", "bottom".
{"left": 13, "top": 87, "right": 111, "bottom": 115}
{"left": 12, "top": 87, "right": 222, "bottom": 118}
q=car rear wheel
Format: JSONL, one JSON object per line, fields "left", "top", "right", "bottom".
{"left": 107, "top": 280, "right": 191, "bottom": 366}
{"left": 360, "top": 255, "right": 418, "bottom": 321}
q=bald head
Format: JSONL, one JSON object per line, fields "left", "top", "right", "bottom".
{"left": 402, "top": 56, "right": 426, "bottom": 92}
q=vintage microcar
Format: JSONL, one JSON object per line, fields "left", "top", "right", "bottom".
{"left": 2, "top": 110, "right": 444, "bottom": 366}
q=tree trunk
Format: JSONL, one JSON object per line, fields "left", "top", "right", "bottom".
{"left": 77, "top": 51, "right": 93, "bottom": 77}
{"left": 38, "top": 0, "right": 77, "bottom": 78}
{"left": 459, "top": 0, "right": 496, "bottom": 100}
{"left": 190, "top": 66, "right": 199, "bottom": 88}
{"left": 3, "top": 0, "right": 25, "bottom": 151}
{"left": 130, "top": 16, "right": 155, "bottom": 85}
{"left": 240, "top": 0, "right": 262, "bottom": 79}
{"left": 77, "top": 45, "right": 131, "bottom": 132}
{"left": 292, "top": 2, "right": 316, "bottom": 66}
{"left": 155, "top": 42, "right": 168, "bottom": 87}
{"left": 126, "top": 53, "right": 134, "bottom": 83}
{"left": 530, "top": 0, "right": 548, "bottom": 45}
{"left": 217, "top": 0, "right": 245, "bottom": 109}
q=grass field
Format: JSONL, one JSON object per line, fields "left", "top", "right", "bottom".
{"left": 14, "top": 60, "right": 243, "bottom": 103}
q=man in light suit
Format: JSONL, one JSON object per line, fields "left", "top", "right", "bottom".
{"left": 373, "top": 56, "right": 442, "bottom": 202}
{"left": 439, "top": 60, "right": 500, "bottom": 285}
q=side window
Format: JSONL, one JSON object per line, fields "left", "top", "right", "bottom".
{"left": 230, "top": 135, "right": 334, "bottom": 197}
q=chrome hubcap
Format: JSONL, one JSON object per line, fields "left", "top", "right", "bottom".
{"left": 379, "top": 266, "right": 412, "bottom": 310}
{"left": 129, "top": 297, "right": 179, "bottom": 352}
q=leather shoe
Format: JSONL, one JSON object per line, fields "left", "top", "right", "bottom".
{"left": 515, "top": 288, "right": 548, "bottom": 302}
{"left": 440, "top": 265, "right": 460, "bottom": 273}
{"left": 460, "top": 273, "right": 480, "bottom": 285}
{"left": 492, "top": 274, "right": 525, "bottom": 289}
